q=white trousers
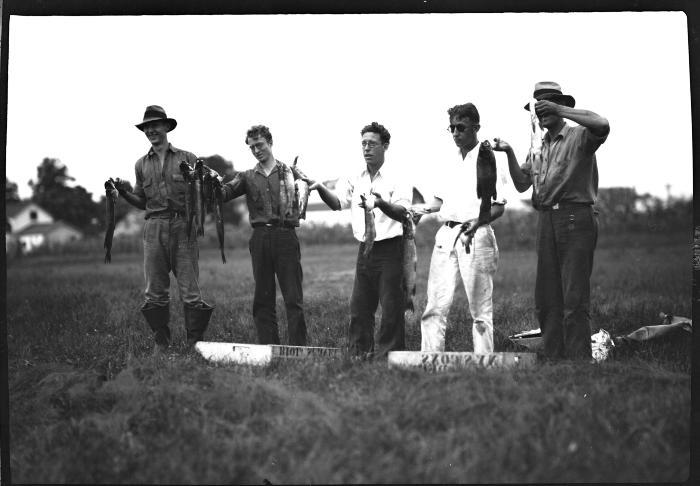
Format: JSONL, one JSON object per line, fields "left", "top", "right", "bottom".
{"left": 420, "top": 224, "right": 499, "bottom": 353}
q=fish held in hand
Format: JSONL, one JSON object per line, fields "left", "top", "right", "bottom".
{"left": 103, "top": 178, "right": 119, "bottom": 263}
{"left": 193, "top": 159, "right": 205, "bottom": 237}
{"left": 292, "top": 156, "right": 310, "bottom": 219}
{"left": 179, "top": 161, "right": 195, "bottom": 239}
{"left": 214, "top": 183, "right": 226, "bottom": 264}
{"left": 454, "top": 140, "right": 498, "bottom": 252}
{"left": 402, "top": 210, "right": 418, "bottom": 314}
{"left": 360, "top": 194, "right": 376, "bottom": 258}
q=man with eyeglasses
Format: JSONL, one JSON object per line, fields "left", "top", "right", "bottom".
{"left": 412, "top": 103, "right": 507, "bottom": 353}
{"left": 328, "top": 122, "right": 412, "bottom": 359}
{"left": 219, "top": 125, "right": 339, "bottom": 346}
{"left": 493, "top": 81, "right": 609, "bottom": 361}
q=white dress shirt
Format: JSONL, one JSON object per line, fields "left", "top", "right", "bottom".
{"left": 434, "top": 143, "right": 508, "bottom": 223}
{"left": 337, "top": 163, "right": 412, "bottom": 242}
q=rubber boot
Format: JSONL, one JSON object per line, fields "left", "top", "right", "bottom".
{"left": 184, "top": 302, "right": 214, "bottom": 348}
{"left": 141, "top": 303, "right": 170, "bottom": 353}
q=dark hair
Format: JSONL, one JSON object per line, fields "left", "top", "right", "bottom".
{"left": 447, "top": 103, "right": 480, "bottom": 124}
{"left": 245, "top": 125, "right": 273, "bottom": 145}
{"left": 360, "top": 121, "right": 391, "bottom": 145}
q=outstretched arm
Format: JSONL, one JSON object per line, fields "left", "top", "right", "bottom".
{"left": 114, "top": 178, "right": 146, "bottom": 210}
{"left": 492, "top": 138, "right": 532, "bottom": 193}
{"left": 535, "top": 100, "right": 610, "bottom": 137}
{"left": 370, "top": 191, "right": 407, "bottom": 222}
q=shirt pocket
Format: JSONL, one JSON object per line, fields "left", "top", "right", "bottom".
{"left": 142, "top": 178, "right": 156, "bottom": 199}
{"left": 247, "top": 182, "right": 265, "bottom": 211}
{"left": 171, "top": 173, "right": 188, "bottom": 197}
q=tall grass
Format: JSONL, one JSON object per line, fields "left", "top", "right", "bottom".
{"left": 6, "top": 235, "right": 692, "bottom": 483}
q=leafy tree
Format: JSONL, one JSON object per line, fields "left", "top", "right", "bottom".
{"left": 29, "top": 158, "right": 101, "bottom": 234}
{"left": 5, "top": 177, "right": 21, "bottom": 202}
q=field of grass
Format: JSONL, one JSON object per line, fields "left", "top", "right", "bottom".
{"left": 5, "top": 230, "right": 693, "bottom": 483}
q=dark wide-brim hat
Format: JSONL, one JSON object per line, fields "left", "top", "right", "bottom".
{"left": 135, "top": 105, "right": 177, "bottom": 132}
{"left": 523, "top": 81, "right": 576, "bottom": 110}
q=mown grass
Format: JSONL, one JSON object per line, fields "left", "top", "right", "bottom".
{"left": 6, "top": 232, "right": 692, "bottom": 483}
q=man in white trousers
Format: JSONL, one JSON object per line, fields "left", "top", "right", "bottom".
{"left": 413, "top": 102, "right": 507, "bottom": 353}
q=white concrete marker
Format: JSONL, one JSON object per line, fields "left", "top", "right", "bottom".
{"left": 195, "top": 342, "right": 341, "bottom": 366}
{"left": 388, "top": 351, "right": 537, "bottom": 372}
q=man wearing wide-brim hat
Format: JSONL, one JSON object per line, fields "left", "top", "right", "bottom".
{"left": 112, "top": 105, "right": 215, "bottom": 353}
{"left": 493, "top": 82, "right": 610, "bottom": 361}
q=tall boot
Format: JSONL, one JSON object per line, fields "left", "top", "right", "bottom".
{"left": 141, "top": 303, "right": 170, "bottom": 351}
{"left": 184, "top": 302, "right": 214, "bottom": 347}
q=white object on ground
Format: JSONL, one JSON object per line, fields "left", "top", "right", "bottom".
{"left": 195, "top": 342, "right": 341, "bottom": 366}
{"left": 388, "top": 351, "right": 536, "bottom": 372}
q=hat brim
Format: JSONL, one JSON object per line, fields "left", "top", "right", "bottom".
{"left": 136, "top": 118, "right": 177, "bottom": 132}
{"left": 523, "top": 94, "right": 576, "bottom": 110}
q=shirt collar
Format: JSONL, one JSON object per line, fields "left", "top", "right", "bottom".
{"left": 254, "top": 159, "right": 281, "bottom": 176}
{"left": 455, "top": 140, "right": 480, "bottom": 159}
{"left": 544, "top": 123, "right": 571, "bottom": 143}
{"left": 147, "top": 143, "right": 177, "bottom": 157}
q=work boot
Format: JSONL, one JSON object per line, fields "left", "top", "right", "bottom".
{"left": 141, "top": 303, "right": 170, "bottom": 353}
{"left": 184, "top": 302, "right": 214, "bottom": 348}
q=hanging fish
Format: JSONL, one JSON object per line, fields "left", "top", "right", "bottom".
{"left": 103, "top": 178, "right": 119, "bottom": 263}
{"left": 193, "top": 159, "right": 205, "bottom": 237}
{"left": 214, "top": 183, "right": 226, "bottom": 264}
{"left": 454, "top": 140, "right": 497, "bottom": 252}
{"left": 360, "top": 194, "right": 376, "bottom": 258}
{"left": 291, "top": 156, "right": 310, "bottom": 219}
{"left": 402, "top": 187, "right": 425, "bottom": 314}
{"left": 529, "top": 98, "right": 545, "bottom": 162}
{"left": 179, "top": 161, "right": 195, "bottom": 239}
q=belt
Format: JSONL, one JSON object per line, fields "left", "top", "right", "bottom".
{"left": 538, "top": 202, "right": 592, "bottom": 211}
{"left": 252, "top": 221, "right": 297, "bottom": 229}
{"left": 445, "top": 221, "right": 463, "bottom": 228}
{"left": 148, "top": 209, "right": 186, "bottom": 219}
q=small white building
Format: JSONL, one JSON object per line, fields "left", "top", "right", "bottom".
{"left": 14, "top": 221, "right": 83, "bottom": 253}
{"left": 6, "top": 201, "right": 54, "bottom": 233}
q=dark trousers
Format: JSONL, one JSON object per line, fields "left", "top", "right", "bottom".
{"left": 535, "top": 205, "right": 598, "bottom": 359}
{"left": 249, "top": 226, "right": 307, "bottom": 346}
{"left": 348, "top": 236, "right": 406, "bottom": 358}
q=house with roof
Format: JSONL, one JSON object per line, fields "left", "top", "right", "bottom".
{"left": 5, "top": 201, "right": 83, "bottom": 254}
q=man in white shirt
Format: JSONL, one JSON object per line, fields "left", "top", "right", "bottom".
{"left": 413, "top": 103, "right": 507, "bottom": 353}
{"left": 331, "top": 122, "right": 412, "bottom": 359}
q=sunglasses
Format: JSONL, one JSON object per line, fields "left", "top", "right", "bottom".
{"left": 447, "top": 123, "right": 472, "bottom": 133}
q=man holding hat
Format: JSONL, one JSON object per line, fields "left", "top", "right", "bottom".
{"left": 493, "top": 82, "right": 610, "bottom": 360}
{"left": 113, "top": 105, "right": 215, "bottom": 353}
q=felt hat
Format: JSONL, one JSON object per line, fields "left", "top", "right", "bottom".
{"left": 135, "top": 105, "right": 177, "bottom": 131}
{"left": 524, "top": 81, "right": 576, "bottom": 110}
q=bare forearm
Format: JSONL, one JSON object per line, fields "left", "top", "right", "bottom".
{"left": 119, "top": 190, "right": 146, "bottom": 210}
{"left": 316, "top": 184, "right": 342, "bottom": 211}
{"left": 376, "top": 200, "right": 407, "bottom": 222}
{"left": 559, "top": 107, "right": 610, "bottom": 137}
{"left": 489, "top": 203, "right": 505, "bottom": 222}
{"left": 505, "top": 147, "right": 532, "bottom": 192}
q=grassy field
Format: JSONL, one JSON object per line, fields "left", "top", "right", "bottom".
{"left": 5, "top": 231, "right": 693, "bottom": 483}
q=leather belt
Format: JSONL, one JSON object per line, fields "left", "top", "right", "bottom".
{"left": 148, "top": 209, "right": 186, "bottom": 219}
{"left": 539, "top": 202, "right": 592, "bottom": 211}
{"left": 252, "top": 222, "right": 297, "bottom": 228}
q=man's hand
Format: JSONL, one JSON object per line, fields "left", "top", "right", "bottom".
{"left": 369, "top": 191, "right": 385, "bottom": 209}
{"left": 203, "top": 165, "right": 224, "bottom": 183}
{"left": 292, "top": 166, "right": 317, "bottom": 189}
{"left": 534, "top": 100, "right": 563, "bottom": 119}
{"left": 491, "top": 137, "right": 512, "bottom": 152}
{"left": 460, "top": 218, "right": 478, "bottom": 235}
{"left": 113, "top": 178, "right": 133, "bottom": 194}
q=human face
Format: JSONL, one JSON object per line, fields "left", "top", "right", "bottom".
{"left": 247, "top": 135, "right": 274, "bottom": 164}
{"left": 449, "top": 116, "right": 479, "bottom": 150}
{"left": 142, "top": 120, "right": 169, "bottom": 147}
{"left": 361, "top": 132, "right": 387, "bottom": 169}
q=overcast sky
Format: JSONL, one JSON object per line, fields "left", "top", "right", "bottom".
{"left": 5, "top": 12, "right": 693, "bottom": 206}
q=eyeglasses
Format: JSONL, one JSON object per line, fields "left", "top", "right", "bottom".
{"left": 361, "top": 141, "right": 381, "bottom": 149}
{"left": 447, "top": 123, "right": 472, "bottom": 133}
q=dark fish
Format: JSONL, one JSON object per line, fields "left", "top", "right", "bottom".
{"left": 454, "top": 140, "right": 497, "bottom": 252}
{"left": 103, "top": 178, "right": 119, "bottom": 263}
{"left": 402, "top": 187, "right": 426, "bottom": 313}
{"left": 214, "top": 183, "right": 226, "bottom": 264}
{"left": 360, "top": 194, "right": 376, "bottom": 258}
{"left": 179, "top": 161, "right": 195, "bottom": 239}
{"left": 292, "top": 156, "right": 310, "bottom": 219}
{"left": 194, "top": 159, "right": 205, "bottom": 237}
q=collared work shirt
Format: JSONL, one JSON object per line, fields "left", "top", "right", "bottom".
{"left": 434, "top": 143, "right": 508, "bottom": 223}
{"left": 337, "top": 163, "right": 412, "bottom": 242}
{"left": 521, "top": 124, "right": 608, "bottom": 209}
{"left": 221, "top": 160, "right": 301, "bottom": 226}
{"left": 133, "top": 144, "right": 198, "bottom": 219}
